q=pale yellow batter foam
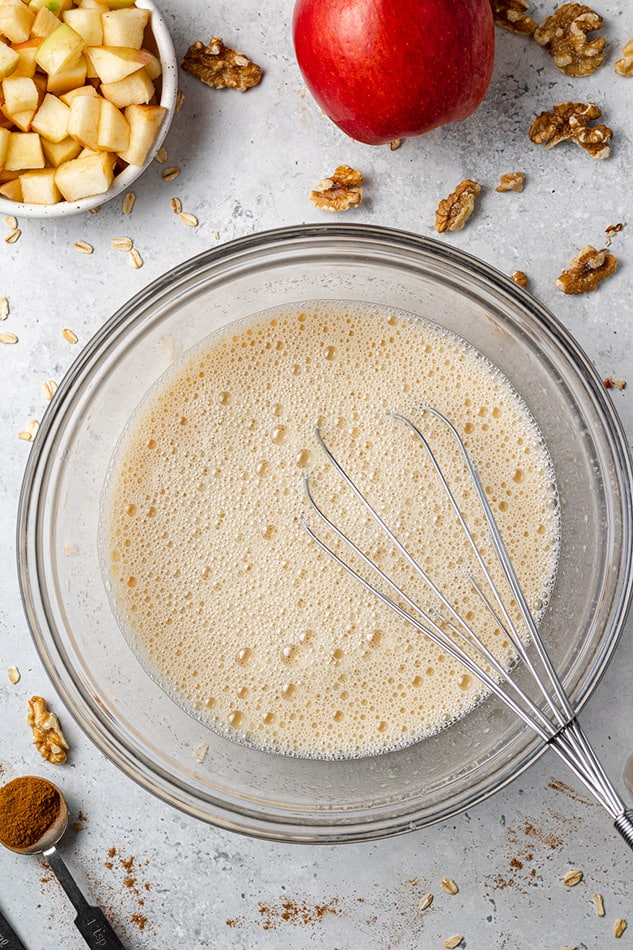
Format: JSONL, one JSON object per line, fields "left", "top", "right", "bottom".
{"left": 104, "top": 304, "right": 559, "bottom": 758}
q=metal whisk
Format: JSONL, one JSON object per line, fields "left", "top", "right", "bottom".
{"left": 300, "top": 407, "right": 633, "bottom": 848}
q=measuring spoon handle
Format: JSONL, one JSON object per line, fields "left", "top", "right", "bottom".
{"left": 43, "top": 846, "right": 126, "bottom": 949}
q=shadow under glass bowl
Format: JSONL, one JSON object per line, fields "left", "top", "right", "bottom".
{"left": 17, "top": 224, "right": 633, "bottom": 842}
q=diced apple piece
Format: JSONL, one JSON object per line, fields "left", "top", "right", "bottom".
{"left": 67, "top": 90, "right": 100, "bottom": 147}
{"left": 29, "top": 0, "right": 73, "bottom": 13}
{"left": 11, "top": 39, "right": 42, "bottom": 78}
{"left": 41, "top": 131, "right": 80, "bottom": 164}
{"left": 140, "top": 49, "right": 160, "bottom": 81}
{"left": 0, "top": 40, "right": 20, "bottom": 79}
{"left": 4, "top": 106, "right": 37, "bottom": 130}
{"left": 116, "top": 102, "right": 164, "bottom": 165}
{"left": 99, "top": 66, "right": 152, "bottom": 107}
{"left": 102, "top": 0, "right": 136, "bottom": 8}
{"left": 4, "top": 130, "right": 44, "bottom": 169}
{"left": 78, "top": 0, "right": 108, "bottom": 10}
{"left": 101, "top": 8, "right": 149, "bottom": 49}
{"left": 31, "top": 5, "right": 60, "bottom": 37}
{"left": 59, "top": 81, "right": 97, "bottom": 104}
{"left": 0, "top": 177, "right": 22, "bottom": 200}
{"left": 54, "top": 147, "right": 114, "bottom": 200}
{"left": 0, "top": 1, "right": 35, "bottom": 44}
{"left": 19, "top": 165, "right": 59, "bottom": 201}
{"left": 46, "top": 52, "right": 86, "bottom": 93}
{"left": 84, "top": 44, "right": 150, "bottom": 83}
{"left": 0, "top": 125, "right": 10, "bottom": 167}
{"left": 62, "top": 7, "right": 102, "bottom": 45}
{"left": 31, "top": 90, "right": 69, "bottom": 141}
{"left": 2, "top": 76, "right": 39, "bottom": 115}
{"left": 96, "top": 95, "right": 127, "bottom": 149}
{"left": 34, "top": 22, "right": 84, "bottom": 75}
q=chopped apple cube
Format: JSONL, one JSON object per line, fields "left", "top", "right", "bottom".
{"left": 96, "top": 95, "right": 127, "bottom": 149}
{"left": 140, "top": 49, "right": 160, "bottom": 81}
{"left": 101, "top": 8, "right": 149, "bottom": 49}
{"left": 59, "top": 81, "right": 96, "bottom": 104}
{"left": 45, "top": 51, "right": 86, "bottom": 92}
{"left": 54, "top": 147, "right": 114, "bottom": 199}
{"left": 77, "top": 0, "right": 108, "bottom": 10}
{"left": 19, "top": 165, "right": 60, "bottom": 201}
{"left": 84, "top": 44, "right": 149, "bottom": 82}
{"left": 116, "top": 102, "right": 164, "bottom": 165}
{"left": 0, "top": 1, "right": 35, "bottom": 44}
{"left": 102, "top": 0, "right": 136, "bottom": 8}
{"left": 29, "top": 0, "right": 73, "bottom": 13}
{"left": 62, "top": 7, "right": 102, "bottom": 45}
{"left": 34, "top": 22, "right": 84, "bottom": 75}
{"left": 67, "top": 89, "right": 100, "bottom": 147}
{"left": 0, "top": 40, "right": 20, "bottom": 79}
{"left": 31, "top": 5, "right": 61, "bottom": 37}
{"left": 31, "top": 90, "right": 69, "bottom": 140}
{"left": 0, "top": 177, "right": 22, "bottom": 200}
{"left": 41, "top": 131, "right": 80, "bottom": 163}
{"left": 99, "top": 66, "right": 152, "bottom": 107}
{"left": 4, "top": 130, "right": 45, "bottom": 169}
{"left": 11, "top": 39, "right": 42, "bottom": 78}
{"left": 2, "top": 76, "right": 39, "bottom": 115}
{"left": 0, "top": 125, "right": 10, "bottom": 166}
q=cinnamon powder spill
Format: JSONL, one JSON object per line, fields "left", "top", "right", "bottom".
{"left": 256, "top": 897, "right": 340, "bottom": 930}
{"left": 548, "top": 778, "right": 595, "bottom": 807}
{"left": 102, "top": 849, "right": 153, "bottom": 932}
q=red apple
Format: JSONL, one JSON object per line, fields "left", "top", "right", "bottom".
{"left": 293, "top": 0, "right": 495, "bottom": 145}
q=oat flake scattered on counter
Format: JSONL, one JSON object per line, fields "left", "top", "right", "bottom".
{"left": 7, "top": 666, "right": 20, "bottom": 685}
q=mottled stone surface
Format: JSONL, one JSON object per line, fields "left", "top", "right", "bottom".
{"left": 1, "top": 1, "right": 632, "bottom": 947}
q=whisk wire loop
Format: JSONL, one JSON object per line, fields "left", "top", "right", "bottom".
{"left": 300, "top": 409, "right": 632, "bottom": 837}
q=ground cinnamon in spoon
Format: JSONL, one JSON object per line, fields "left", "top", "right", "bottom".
{"left": 0, "top": 776, "right": 61, "bottom": 850}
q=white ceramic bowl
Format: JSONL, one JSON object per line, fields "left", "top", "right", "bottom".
{"left": 0, "top": 0, "right": 178, "bottom": 219}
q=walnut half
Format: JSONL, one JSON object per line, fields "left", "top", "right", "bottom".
{"left": 181, "top": 36, "right": 263, "bottom": 92}
{"left": 533, "top": 3, "right": 605, "bottom": 77}
{"left": 434, "top": 180, "right": 481, "bottom": 233}
{"left": 529, "top": 102, "right": 611, "bottom": 160}
{"left": 28, "top": 695, "right": 69, "bottom": 764}
{"left": 490, "top": 0, "right": 536, "bottom": 36}
{"left": 556, "top": 245, "right": 617, "bottom": 294}
{"left": 310, "top": 166, "right": 363, "bottom": 212}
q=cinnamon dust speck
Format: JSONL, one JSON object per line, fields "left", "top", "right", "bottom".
{"left": 257, "top": 897, "right": 339, "bottom": 930}
{"left": 131, "top": 913, "right": 148, "bottom": 931}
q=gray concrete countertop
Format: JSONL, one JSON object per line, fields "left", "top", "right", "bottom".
{"left": 1, "top": 2, "right": 632, "bottom": 947}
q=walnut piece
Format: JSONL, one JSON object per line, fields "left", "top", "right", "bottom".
{"left": 511, "top": 270, "right": 529, "bottom": 287}
{"left": 496, "top": 172, "right": 525, "bottom": 192}
{"left": 604, "top": 376, "right": 627, "bottom": 390}
{"left": 605, "top": 222, "right": 624, "bottom": 245}
{"left": 434, "top": 180, "right": 481, "bottom": 233}
{"left": 181, "top": 36, "right": 263, "bottom": 92}
{"left": 27, "top": 695, "right": 69, "bottom": 765}
{"left": 615, "top": 39, "right": 633, "bottom": 77}
{"left": 556, "top": 245, "right": 617, "bottom": 294}
{"left": 310, "top": 166, "right": 363, "bottom": 212}
{"left": 529, "top": 102, "right": 611, "bottom": 160}
{"left": 490, "top": 0, "right": 536, "bottom": 35}
{"left": 533, "top": 3, "right": 605, "bottom": 76}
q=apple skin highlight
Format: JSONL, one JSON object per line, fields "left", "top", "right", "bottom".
{"left": 293, "top": 0, "right": 495, "bottom": 145}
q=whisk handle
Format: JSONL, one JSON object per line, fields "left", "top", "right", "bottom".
{"left": 614, "top": 810, "right": 633, "bottom": 850}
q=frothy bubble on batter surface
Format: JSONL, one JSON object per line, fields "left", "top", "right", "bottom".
{"left": 103, "top": 303, "right": 559, "bottom": 759}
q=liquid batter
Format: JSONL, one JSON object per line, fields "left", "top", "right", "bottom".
{"left": 104, "top": 304, "right": 559, "bottom": 758}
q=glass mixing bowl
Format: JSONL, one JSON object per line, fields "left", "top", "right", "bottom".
{"left": 18, "top": 225, "right": 633, "bottom": 842}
